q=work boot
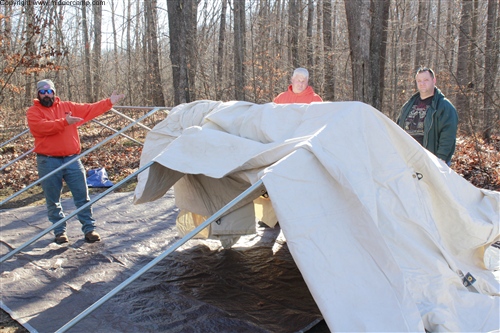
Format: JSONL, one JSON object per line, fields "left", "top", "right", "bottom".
{"left": 84, "top": 231, "right": 101, "bottom": 243}
{"left": 55, "top": 232, "right": 69, "bottom": 244}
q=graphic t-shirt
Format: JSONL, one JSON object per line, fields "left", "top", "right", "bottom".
{"left": 404, "top": 96, "right": 433, "bottom": 145}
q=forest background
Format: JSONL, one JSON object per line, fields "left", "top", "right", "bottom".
{"left": 0, "top": 0, "right": 499, "bottom": 199}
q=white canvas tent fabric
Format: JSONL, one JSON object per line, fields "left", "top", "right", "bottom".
{"left": 134, "top": 100, "right": 500, "bottom": 332}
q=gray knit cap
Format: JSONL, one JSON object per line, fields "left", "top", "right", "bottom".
{"left": 36, "top": 79, "right": 56, "bottom": 94}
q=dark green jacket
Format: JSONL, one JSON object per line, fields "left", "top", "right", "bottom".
{"left": 397, "top": 87, "right": 458, "bottom": 164}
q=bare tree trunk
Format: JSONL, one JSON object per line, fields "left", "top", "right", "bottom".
{"left": 144, "top": 2, "right": 152, "bottom": 104}
{"left": 456, "top": 0, "right": 473, "bottom": 132}
{"left": 234, "top": 0, "right": 246, "bottom": 100}
{"left": 289, "top": 0, "right": 299, "bottom": 68}
{"left": 92, "top": 3, "right": 102, "bottom": 102}
{"left": 370, "top": 0, "right": 390, "bottom": 111}
{"left": 81, "top": 4, "right": 92, "bottom": 101}
{"left": 167, "top": 0, "right": 197, "bottom": 105}
{"left": 0, "top": 2, "right": 13, "bottom": 104}
{"left": 216, "top": 0, "right": 228, "bottom": 100}
{"left": 126, "top": 0, "right": 132, "bottom": 105}
{"left": 469, "top": 0, "right": 478, "bottom": 84}
{"left": 53, "top": 6, "right": 70, "bottom": 100}
{"left": 345, "top": 0, "right": 372, "bottom": 103}
{"left": 140, "top": 2, "right": 148, "bottom": 105}
{"left": 315, "top": 0, "right": 322, "bottom": 89}
{"left": 278, "top": 0, "right": 286, "bottom": 68}
{"left": 24, "top": 2, "right": 35, "bottom": 106}
{"left": 323, "top": 0, "right": 334, "bottom": 101}
{"left": 389, "top": 3, "right": 400, "bottom": 120}
{"left": 168, "top": 1, "right": 188, "bottom": 105}
{"left": 270, "top": 0, "right": 284, "bottom": 100}
{"left": 468, "top": 0, "right": 480, "bottom": 123}
{"left": 187, "top": 1, "right": 198, "bottom": 101}
{"left": 1, "top": 3, "right": 12, "bottom": 54}
{"left": 111, "top": 0, "right": 119, "bottom": 85}
{"left": 247, "top": 0, "right": 272, "bottom": 102}
{"left": 445, "top": 1, "right": 455, "bottom": 70}
{"left": 54, "top": 5, "right": 66, "bottom": 85}
{"left": 306, "top": 0, "right": 314, "bottom": 84}
{"left": 434, "top": 0, "right": 442, "bottom": 69}
{"left": 400, "top": 1, "right": 413, "bottom": 81}
{"left": 414, "top": 0, "right": 429, "bottom": 68}
{"left": 425, "top": 1, "right": 432, "bottom": 65}
{"left": 483, "top": 0, "right": 499, "bottom": 140}
{"left": 145, "top": 0, "right": 165, "bottom": 106}
{"left": 273, "top": 0, "right": 287, "bottom": 94}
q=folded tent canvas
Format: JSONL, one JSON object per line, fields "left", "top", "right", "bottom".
{"left": 134, "top": 100, "right": 500, "bottom": 332}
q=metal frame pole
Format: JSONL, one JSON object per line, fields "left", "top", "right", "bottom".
{"left": 0, "top": 161, "right": 155, "bottom": 264}
{"left": 54, "top": 179, "right": 265, "bottom": 333}
{"left": 0, "top": 148, "right": 34, "bottom": 172}
{"left": 109, "top": 108, "right": 152, "bottom": 131}
{"left": 0, "top": 129, "right": 30, "bottom": 148}
{"left": 90, "top": 119, "right": 143, "bottom": 145}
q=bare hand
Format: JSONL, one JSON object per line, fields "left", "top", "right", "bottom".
{"left": 66, "top": 112, "right": 83, "bottom": 125}
{"left": 110, "top": 91, "right": 125, "bottom": 105}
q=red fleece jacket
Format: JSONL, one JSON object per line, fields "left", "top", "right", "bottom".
{"left": 27, "top": 97, "right": 113, "bottom": 156}
{"left": 273, "top": 85, "right": 323, "bottom": 104}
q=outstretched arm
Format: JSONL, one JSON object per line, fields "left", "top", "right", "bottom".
{"left": 67, "top": 91, "right": 125, "bottom": 125}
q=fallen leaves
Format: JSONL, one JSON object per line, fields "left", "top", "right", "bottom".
{"left": 453, "top": 134, "right": 500, "bottom": 191}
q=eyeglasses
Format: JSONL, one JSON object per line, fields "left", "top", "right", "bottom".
{"left": 39, "top": 89, "right": 54, "bottom": 95}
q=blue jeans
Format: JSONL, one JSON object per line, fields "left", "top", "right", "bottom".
{"left": 36, "top": 155, "right": 95, "bottom": 235}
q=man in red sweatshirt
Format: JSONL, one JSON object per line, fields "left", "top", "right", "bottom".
{"left": 273, "top": 68, "right": 323, "bottom": 104}
{"left": 27, "top": 79, "right": 125, "bottom": 244}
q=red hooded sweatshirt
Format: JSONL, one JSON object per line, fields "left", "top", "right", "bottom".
{"left": 27, "top": 97, "right": 113, "bottom": 156}
{"left": 273, "top": 85, "right": 323, "bottom": 104}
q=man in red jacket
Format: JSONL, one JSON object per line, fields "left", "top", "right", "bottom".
{"left": 273, "top": 68, "right": 323, "bottom": 104}
{"left": 27, "top": 79, "right": 125, "bottom": 244}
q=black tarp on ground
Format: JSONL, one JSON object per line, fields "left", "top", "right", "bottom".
{"left": 0, "top": 191, "right": 325, "bottom": 333}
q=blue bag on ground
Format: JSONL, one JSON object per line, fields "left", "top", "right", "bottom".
{"left": 87, "top": 167, "right": 114, "bottom": 187}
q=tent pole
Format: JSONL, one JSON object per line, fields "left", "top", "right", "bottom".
{"left": 0, "top": 128, "right": 30, "bottom": 148}
{"left": 0, "top": 148, "right": 34, "bottom": 172}
{"left": 110, "top": 108, "right": 152, "bottom": 131}
{"left": 54, "top": 179, "right": 265, "bottom": 333}
{"left": 91, "top": 119, "right": 143, "bottom": 145}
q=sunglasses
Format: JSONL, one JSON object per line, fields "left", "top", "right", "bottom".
{"left": 39, "top": 89, "right": 54, "bottom": 95}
